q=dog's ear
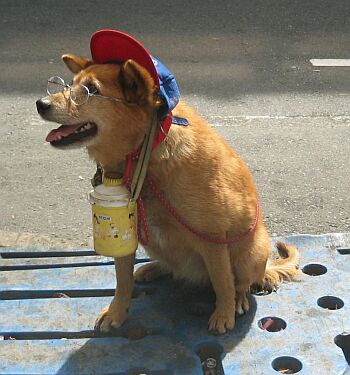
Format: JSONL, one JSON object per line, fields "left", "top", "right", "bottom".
{"left": 62, "top": 54, "right": 92, "bottom": 73}
{"left": 119, "top": 59, "right": 161, "bottom": 108}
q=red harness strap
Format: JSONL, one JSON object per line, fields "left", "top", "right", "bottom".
{"left": 146, "top": 175, "right": 260, "bottom": 245}
{"left": 123, "top": 115, "right": 260, "bottom": 246}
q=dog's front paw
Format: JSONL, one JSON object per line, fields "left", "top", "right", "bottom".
{"left": 208, "top": 308, "right": 235, "bottom": 334}
{"left": 95, "top": 305, "right": 128, "bottom": 332}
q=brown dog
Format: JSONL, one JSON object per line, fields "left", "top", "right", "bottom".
{"left": 36, "top": 54, "right": 300, "bottom": 334}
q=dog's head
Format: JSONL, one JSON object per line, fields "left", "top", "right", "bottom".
{"left": 36, "top": 54, "right": 161, "bottom": 168}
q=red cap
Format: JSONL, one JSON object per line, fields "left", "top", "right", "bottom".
{"left": 90, "top": 29, "right": 159, "bottom": 87}
{"left": 90, "top": 29, "right": 172, "bottom": 152}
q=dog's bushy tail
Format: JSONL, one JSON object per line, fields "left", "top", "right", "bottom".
{"left": 255, "top": 242, "right": 300, "bottom": 293}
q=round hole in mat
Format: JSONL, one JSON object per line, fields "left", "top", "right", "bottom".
{"left": 271, "top": 356, "right": 303, "bottom": 373}
{"left": 334, "top": 332, "right": 350, "bottom": 349}
{"left": 253, "top": 289, "right": 273, "bottom": 296}
{"left": 258, "top": 317, "right": 287, "bottom": 332}
{"left": 337, "top": 248, "right": 350, "bottom": 255}
{"left": 250, "top": 283, "right": 273, "bottom": 296}
{"left": 317, "top": 296, "right": 344, "bottom": 310}
{"left": 302, "top": 263, "right": 327, "bottom": 276}
{"left": 334, "top": 333, "right": 350, "bottom": 366}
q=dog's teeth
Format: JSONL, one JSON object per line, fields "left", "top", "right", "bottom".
{"left": 73, "top": 123, "right": 94, "bottom": 134}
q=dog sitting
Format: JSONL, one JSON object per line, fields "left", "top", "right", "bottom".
{"left": 36, "top": 46, "right": 299, "bottom": 334}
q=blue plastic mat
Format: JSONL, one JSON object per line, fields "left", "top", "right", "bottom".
{"left": 0, "top": 233, "right": 349, "bottom": 374}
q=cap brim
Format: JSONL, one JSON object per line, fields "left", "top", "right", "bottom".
{"left": 90, "top": 29, "right": 159, "bottom": 87}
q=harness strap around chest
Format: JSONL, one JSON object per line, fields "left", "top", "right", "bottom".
{"left": 123, "top": 116, "right": 259, "bottom": 246}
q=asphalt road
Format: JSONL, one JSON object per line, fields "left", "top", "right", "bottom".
{"left": 1, "top": 0, "right": 349, "bottom": 246}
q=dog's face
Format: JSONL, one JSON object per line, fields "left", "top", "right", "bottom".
{"left": 37, "top": 54, "right": 160, "bottom": 169}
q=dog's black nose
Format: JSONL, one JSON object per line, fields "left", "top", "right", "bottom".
{"left": 36, "top": 98, "right": 51, "bottom": 115}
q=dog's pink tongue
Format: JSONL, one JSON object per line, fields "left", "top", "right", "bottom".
{"left": 46, "top": 124, "right": 82, "bottom": 142}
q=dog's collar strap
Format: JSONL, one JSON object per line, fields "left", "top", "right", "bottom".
{"left": 126, "top": 115, "right": 171, "bottom": 160}
{"left": 127, "top": 114, "right": 188, "bottom": 160}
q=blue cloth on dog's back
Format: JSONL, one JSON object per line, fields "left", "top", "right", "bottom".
{"left": 152, "top": 57, "right": 180, "bottom": 118}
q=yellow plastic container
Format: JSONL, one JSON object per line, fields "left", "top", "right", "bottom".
{"left": 89, "top": 177, "right": 138, "bottom": 257}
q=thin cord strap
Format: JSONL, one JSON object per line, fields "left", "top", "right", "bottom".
{"left": 147, "top": 175, "right": 259, "bottom": 245}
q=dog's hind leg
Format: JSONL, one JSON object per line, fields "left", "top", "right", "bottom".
{"left": 199, "top": 242, "right": 236, "bottom": 334}
{"left": 231, "top": 257, "right": 252, "bottom": 316}
{"left": 254, "top": 241, "right": 300, "bottom": 293}
{"left": 95, "top": 253, "right": 135, "bottom": 332}
{"left": 231, "top": 231, "right": 270, "bottom": 315}
{"left": 134, "top": 261, "right": 166, "bottom": 282}
{"left": 232, "top": 251, "right": 267, "bottom": 316}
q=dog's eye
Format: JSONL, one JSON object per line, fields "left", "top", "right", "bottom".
{"left": 87, "top": 84, "right": 99, "bottom": 95}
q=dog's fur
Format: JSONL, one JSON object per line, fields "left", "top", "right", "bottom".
{"left": 37, "top": 55, "right": 300, "bottom": 333}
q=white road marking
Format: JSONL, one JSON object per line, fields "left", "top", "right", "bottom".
{"left": 209, "top": 115, "right": 350, "bottom": 120}
{"left": 310, "top": 59, "right": 350, "bottom": 67}
{"left": 207, "top": 115, "right": 350, "bottom": 126}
